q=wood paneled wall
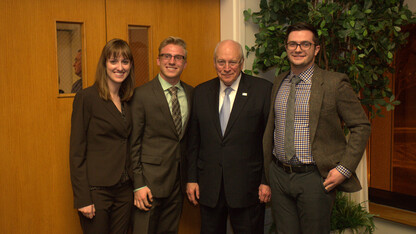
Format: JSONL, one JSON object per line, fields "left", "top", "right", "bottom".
{"left": 0, "top": 0, "right": 219, "bottom": 233}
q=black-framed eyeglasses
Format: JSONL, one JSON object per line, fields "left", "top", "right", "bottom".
{"left": 159, "top": 53, "right": 186, "bottom": 61}
{"left": 286, "top": 41, "right": 315, "bottom": 50}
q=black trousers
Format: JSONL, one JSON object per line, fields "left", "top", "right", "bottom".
{"left": 200, "top": 180, "right": 265, "bottom": 234}
{"left": 78, "top": 182, "right": 133, "bottom": 234}
{"left": 132, "top": 178, "right": 183, "bottom": 234}
{"left": 269, "top": 161, "right": 336, "bottom": 234}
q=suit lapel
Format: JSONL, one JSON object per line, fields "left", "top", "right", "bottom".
{"left": 150, "top": 77, "right": 179, "bottom": 136}
{"left": 223, "top": 74, "right": 250, "bottom": 137}
{"left": 208, "top": 79, "right": 222, "bottom": 138}
{"left": 89, "top": 84, "right": 127, "bottom": 137}
{"left": 180, "top": 81, "right": 192, "bottom": 140}
{"left": 309, "top": 67, "right": 324, "bottom": 145}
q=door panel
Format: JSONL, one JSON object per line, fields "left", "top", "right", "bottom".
{"left": 0, "top": 0, "right": 106, "bottom": 233}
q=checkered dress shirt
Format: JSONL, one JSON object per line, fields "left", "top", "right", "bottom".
{"left": 273, "top": 65, "right": 351, "bottom": 177}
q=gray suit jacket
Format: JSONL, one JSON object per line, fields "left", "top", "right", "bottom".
{"left": 129, "top": 77, "right": 193, "bottom": 197}
{"left": 263, "top": 66, "right": 371, "bottom": 192}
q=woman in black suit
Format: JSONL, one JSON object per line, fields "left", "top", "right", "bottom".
{"left": 70, "top": 39, "right": 135, "bottom": 233}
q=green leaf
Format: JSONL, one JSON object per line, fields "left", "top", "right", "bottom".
{"left": 394, "top": 26, "right": 401, "bottom": 32}
{"left": 259, "top": 0, "right": 268, "bottom": 9}
{"left": 275, "top": 67, "right": 281, "bottom": 76}
{"left": 243, "top": 69, "right": 252, "bottom": 75}
{"left": 350, "top": 20, "right": 355, "bottom": 28}
{"left": 320, "top": 20, "right": 326, "bottom": 28}
{"left": 401, "top": 14, "right": 408, "bottom": 20}
{"left": 387, "top": 51, "right": 393, "bottom": 59}
{"left": 243, "top": 9, "right": 251, "bottom": 21}
{"left": 317, "top": 29, "right": 322, "bottom": 36}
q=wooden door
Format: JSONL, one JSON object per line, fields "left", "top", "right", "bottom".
{"left": 105, "top": 1, "right": 220, "bottom": 232}
{"left": 0, "top": 0, "right": 107, "bottom": 233}
{"left": 0, "top": 0, "right": 219, "bottom": 233}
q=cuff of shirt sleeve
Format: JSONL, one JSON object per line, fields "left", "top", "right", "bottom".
{"left": 133, "top": 185, "right": 147, "bottom": 193}
{"left": 336, "top": 165, "right": 352, "bottom": 178}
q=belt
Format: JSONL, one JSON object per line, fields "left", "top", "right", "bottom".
{"left": 273, "top": 157, "right": 316, "bottom": 173}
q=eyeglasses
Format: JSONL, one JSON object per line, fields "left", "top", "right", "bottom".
{"left": 286, "top": 41, "right": 315, "bottom": 50}
{"left": 159, "top": 53, "right": 186, "bottom": 61}
{"left": 215, "top": 59, "right": 242, "bottom": 68}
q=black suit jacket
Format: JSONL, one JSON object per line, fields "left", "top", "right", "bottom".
{"left": 187, "top": 73, "right": 272, "bottom": 208}
{"left": 70, "top": 84, "right": 132, "bottom": 208}
{"left": 129, "top": 77, "right": 193, "bottom": 197}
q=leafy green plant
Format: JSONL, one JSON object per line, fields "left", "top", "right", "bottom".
{"left": 244, "top": 0, "right": 415, "bottom": 118}
{"left": 331, "top": 192, "right": 376, "bottom": 233}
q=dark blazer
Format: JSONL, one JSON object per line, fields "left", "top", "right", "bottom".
{"left": 70, "top": 84, "right": 132, "bottom": 208}
{"left": 187, "top": 73, "right": 272, "bottom": 208}
{"left": 129, "top": 77, "right": 193, "bottom": 197}
{"left": 263, "top": 66, "right": 371, "bottom": 192}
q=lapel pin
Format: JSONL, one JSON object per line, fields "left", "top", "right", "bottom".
{"left": 242, "top": 92, "right": 248, "bottom": 96}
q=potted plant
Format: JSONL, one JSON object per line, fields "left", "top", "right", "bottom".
{"left": 330, "top": 192, "right": 375, "bottom": 234}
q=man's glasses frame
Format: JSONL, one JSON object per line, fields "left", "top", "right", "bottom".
{"left": 286, "top": 41, "right": 315, "bottom": 51}
{"left": 159, "top": 53, "right": 186, "bottom": 62}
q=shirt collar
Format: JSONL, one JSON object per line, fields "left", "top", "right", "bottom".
{"left": 158, "top": 74, "right": 183, "bottom": 91}
{"left": 289, "top": 64, "right": 314, "bottom": 84}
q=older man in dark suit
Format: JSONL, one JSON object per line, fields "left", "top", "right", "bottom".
{"left": 129, "top": 36, "right": 193, "bottom": 234}
{"left": 263, "top": 22, "right": 371, "bottom": 234}
{"left": 186, "top": 40, "right": 272, "bottom": 234}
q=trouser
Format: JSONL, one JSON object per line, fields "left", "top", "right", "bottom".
{"left": 200, "top": 180, "right": 265, "bottom": 234}
{"left": 132, "top": 178, "right": 183, "bottom": 234}
{"left": 269, "top": 160, "right": 336, "bottom": 234}
{"left": 78, "top": 181, "right": 133, "bottom": 234}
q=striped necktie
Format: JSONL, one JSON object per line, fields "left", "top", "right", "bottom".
{"left": 168, "top": 87, "right": 182, "bottom": 135}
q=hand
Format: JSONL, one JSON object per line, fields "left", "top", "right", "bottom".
{"left": 323, "top": 168, "right": 347, "bottom": 192}
{"left": 134, "top": 187, "right": 153, "bottom": 211}
{"left": 78, "top": 204, "right": 95, "bottom": 219}
{"left": 186, "top": 183, "right": 200, "bottom": 206}
{"left": 258, "top": 184, "right": 271, "bottom": 203}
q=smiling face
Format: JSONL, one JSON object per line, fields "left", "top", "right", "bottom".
{"left": 106, "top": 55, "right": 131, "bottom": 87}
{"left": 286, "top": 30, "right": 320, "bottom": 74}
{"left": 157, "top": 44, "right": 187, "bottom": 85}
{"left": 214, "top": 40, "right": 243, "bottom": 86}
